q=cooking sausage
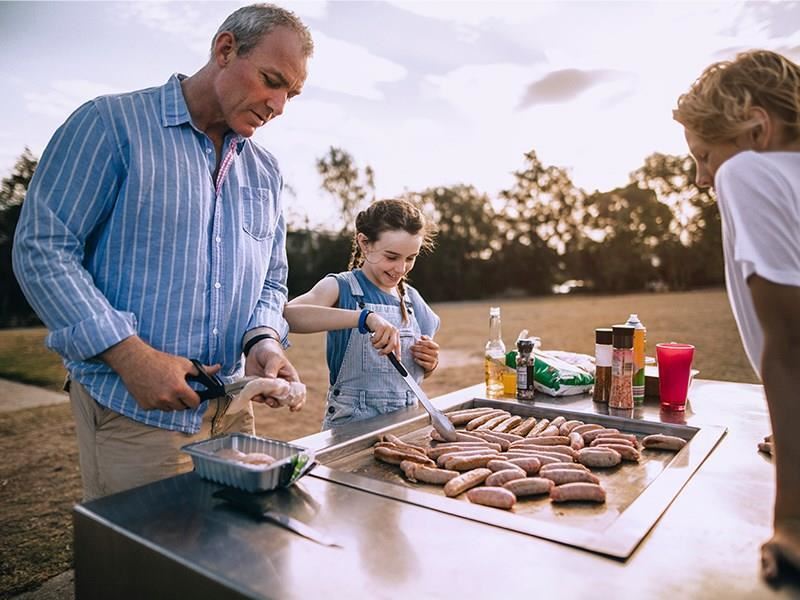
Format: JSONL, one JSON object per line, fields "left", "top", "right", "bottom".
{"left": 400, "top": 461, "right": 459, "bottom": 485}
{"left": 473, "top": 430, "right": 524, "bottom": 443}
{"left": 577, "top": 447, "right": 622, "bottom": 468}
{"left": 374, "top": 446, "right": 436, "bottom": 466}
{"left": 569, "top": 431, "right": 585, "bottom": 450}
{"left": 444, "top": 468, "right": 492, "bottom": 497}
{"left": 550, "top": 482, "right": 606, "bottom": 503}
{"left": 427, "top": 442, "right": 501, "bottom": 459}
{"left": 642, "top": 434, "right": 687, "bottom": 451}
{"left": 590, "top": 437, "right": 635, "bottom": 449}
{"left": 509, "top": 416, "right": 538, "bottom": 437}
{"left": 493, "top": 415, "right": 523, "bottom": 433}
{"left": 549, "top": 416, "right": 567, "bottom": 429}
{"left": 487, "top": 459, "right": 527, "bottom": 473}
{"left": 466, "top": 431, "right": 511, "bottom": 450}
{"left": 444, "top": 453, "right": 502, "bottom": 471}
{"left": 506, "top": 457, "right": 542, "bottom": 475}
{"left": 594, "top": 432, "right": 640, "bottom": 446}
{"left": 466, "top": 408, "right": 505, "bottom": 431}
{"left": 382, "top": 434, "right": 427, "bottom": 454}
{"left": 509, "top": 442, "right": 578, "bottom": 459}
{"left": 466, "top": 486, "right": 516, "bottom": 510}
{"left": 539, "top": 462, "right": 589, "bottom": 473}
{"left": 477, "top": 413, "right": 514, "bottom": 431}
{"left": 583, "top": 428, "right": 620, "bottom": 444}
{"left": 540, "top": 468, "right": 600, "bottom": 485}
{"left": 430, "top": 429, "right": 485, "bottom": 443}
{"left": 525, "top": 435, "right": 570, "bottom": 446}
{"left": 503, "top": 477, "right": 554, "bottom": 497}
{"left": 559, "top": 420, "right": 584, "bottom": 435}
{"left": 437, "top": 449, "right": 499, "bottom": 467}
{"left": 572, "top": 423, "right": 603, "bottom": 436}
{"left": 596, "top": 443, "right": 640, "bottom": 462}
{"left": 486, "top": 468, "right": 527, "bottom": 487}
{"left": 535, "top": 425, "right": 560, "bottom": 438}
{"left": 373, "top": 442, "right": 431, "bottom": 461}
{"left": 526, "top": 418, "right": 551, "bottom": 437}
{"left": 447, "top": 407, "right": 495, "bottom": 425}
{"left": 505, "top": 451, "right": 571, "bottom": 464}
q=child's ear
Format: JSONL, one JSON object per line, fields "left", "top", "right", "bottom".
{"left": 748, "top": 107, "right": 773, "bottom": 150}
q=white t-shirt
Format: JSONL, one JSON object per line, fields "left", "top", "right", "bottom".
{"left": 715, "top": 150, "right": 800, "bottom": 379}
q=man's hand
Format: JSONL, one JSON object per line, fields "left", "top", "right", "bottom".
{"left": 245, "top": 336, "right": 300, "bottom": 408}
{"left": 411, "top": 335, "right": 439, "bottom": 377}
{"left": 101, "top": 336, "right": 213, "bottom": 411}
{"left": 366, "top": 312, "right": 401, "bottom": 356}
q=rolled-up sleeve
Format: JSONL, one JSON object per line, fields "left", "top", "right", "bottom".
{"left": 12, "top": 101, "right": 137, "bottom": 361}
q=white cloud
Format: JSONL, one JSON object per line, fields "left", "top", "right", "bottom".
{"left": 24, "top": 80, "right": 123, "bottom": 119}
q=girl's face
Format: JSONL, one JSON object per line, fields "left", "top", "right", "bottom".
{"left": 359, "top": 229, "right": 424, "bottom": 293}
{"left": 684, "top": 128, "right": 743, "bottom": 190}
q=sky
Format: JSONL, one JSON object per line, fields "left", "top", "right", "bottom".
{"left": 2, "top": 1, "right": 800, "bottom": 228}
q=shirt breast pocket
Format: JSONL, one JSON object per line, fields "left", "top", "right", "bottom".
{"left": 240, "top": 188, "right": 275, "bottom": 241}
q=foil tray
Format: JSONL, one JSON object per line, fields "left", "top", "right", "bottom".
{"left": 311, "top": 398, "right": 726, "bottom": 559}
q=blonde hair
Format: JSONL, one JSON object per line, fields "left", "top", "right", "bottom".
{"left": 673, "top": 50, "right": 800, "bottom": 143}
{"left": 348, "top": 199, "right": 437, "bottom": 322}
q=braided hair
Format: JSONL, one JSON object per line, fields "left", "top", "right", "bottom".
{"left": 348, "top": 199, "right": 437, "bottom": 323}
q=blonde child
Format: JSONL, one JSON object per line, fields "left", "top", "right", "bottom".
{"left": 285, "top": 199, "right": 440, "bottom": 429}
{"left": 674, "top": 49, "right": 800, "bottom": 581}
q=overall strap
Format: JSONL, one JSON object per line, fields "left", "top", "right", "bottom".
{"left": 340, "top": 271, "right": 366, "bottom": 308}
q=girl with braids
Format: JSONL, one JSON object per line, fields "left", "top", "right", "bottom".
{"left": 285, "top": 199, "right": 441, "bottom": 429}
{"left": 674, "top": 49, "right": 800, "bottom": 581}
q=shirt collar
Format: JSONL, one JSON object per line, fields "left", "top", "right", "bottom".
{"left": 160, "top": 73, "right": 247, "bottom": 154}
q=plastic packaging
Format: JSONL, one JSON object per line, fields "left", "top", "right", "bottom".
{"left": 532, "top": 350, "right": 594, "bottom": 397}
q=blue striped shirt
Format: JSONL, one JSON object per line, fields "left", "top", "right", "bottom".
{"left": 12, "top": 74, "right": 290, "bottom": 433}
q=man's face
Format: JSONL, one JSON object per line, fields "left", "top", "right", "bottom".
{"left": 217, "top": 26, "right": 307, "bottom": 137}
{"left": 684, "top": 128, "right": 743, "bottom": 190}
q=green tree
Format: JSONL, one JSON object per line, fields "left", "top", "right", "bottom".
{"left": 316, "top": 146, "right": 375, "bottom": 233}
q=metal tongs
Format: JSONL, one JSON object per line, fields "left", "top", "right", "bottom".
{"left": 386, "top": 353, "right": 458, "bottom": 442}
{"left": 186, "top": 359, "right": 257, "bottom": 400}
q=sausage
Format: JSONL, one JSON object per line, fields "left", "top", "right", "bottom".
{"left": 569, "top": 431, "right": 585, "bottom": 450}
{"left": 577, "top": 447, "right": 622, "bottom": 468}
{"left": 503, "top": 477, "right": 554, "bottom": 497}
{"left": 466, "top": 486, "right": 516, "bottom": 510}
{"left": 525, "top": 435, "right": 570, "bottom": 446}
{"left": 642, "top": 434, "right": 687, "bottom": 451}
{"left": 430, "top": 429, "right": 484, "bottom": 443}
{"left": 428, "top": 442, "right": 501, "bottom": 458}
{"left": 493, "top": 415, "right": 523, "bottom": 433}
{"left": 446, "top": 407, "right": 495, "bottom": 425}
{"left": 594, "top": 432, "right": 640, "bottom": 446}
{"left": 444, "top": 453, "right": 502, "bottom": 471}
{"left": 466, "top": 431, "right": 511, "bottom": 450}
{"left": 400, "top": 461, "right": 459, "bottom": 485}
{"left": 505, "top": 451, "right": 571, "bottom": 465}
{"left": 596, "top": 443, "right": 641, "bottom": 462}
{"left": 466, "top": 408, "right": 505, "bottom": 431}
{"left": 526, "top": 418, "right": 551, "bottom": 437}
{"left": 477, "top": 413, "right": 514, "bottom": 431}
{"left": 539, "top": 462, "right": 589, "bottom": 473}
{"left": 437, "top": 449, "right": 500, "bottom": 467}
{"left": 550, "top": 482, "right": 606, "bottom": 503}
{"left": 583, "top": 428, "right": 620, "bottom": 444}
{"left": 559, "top": 420, "right": 584, "bottom": 435}
{"left": 509, "top": 416, "right": 538, "bottom": 437}
{"left": 590, "top": 437, "right": 635, "bottom": 448}
{"left": 472, "top": 430, "right": 524, "bottom": 443}
{"left": 540, "top": 468, "right": 600, "bottom": 485}
{"left": 486, "top": 468, "right": 526, "bottom": 487}
{"left": 506, "top": 457, "right": 542, "bottom": 475}
{"left": 572, "top": 423, "right": 603, "bottom": 436}
{"left": 373, "top": 443, "right": 432, "bottom": 462}
{"left": 535, "top": 425, "right": 561, "bottom": 437}
{"left": 487, "top": 459, "right": 527, "bottom": 473}
{"left": 381, "top": 434, "right": 427, "bottom": 454}
{"left": 374, "top": 446, "right": 435, "bottom": 467}
{"left": 549, "top": 416, "right": 567, "bottom": 429}
{"left": 444, "top": 468, "right": 492, "bottom": 497}
{"left": 509, "top": 442, "right": 578, "bottom": 459}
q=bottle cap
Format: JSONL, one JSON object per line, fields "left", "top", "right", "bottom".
{"left": 595, "top": 328, "right": 613, "bottom": 345}
{"left": 490, "top": 306, "right": 500, "bottom": 317}
{"left": 612, "top": 325, "right": 634, "bottom": 348}
{"left": 517, "top": 339, "right": 534, "bottom": 353}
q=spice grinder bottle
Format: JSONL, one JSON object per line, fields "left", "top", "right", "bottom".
{"left": 593, "top": 328, "right": 613, "bottom": 403}
{"left": 609, "top": 325, "right": 634, "bottom": 409}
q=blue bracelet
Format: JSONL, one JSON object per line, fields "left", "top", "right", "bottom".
{"left": 358, "top": 309, "right": 373, "bottom": 334}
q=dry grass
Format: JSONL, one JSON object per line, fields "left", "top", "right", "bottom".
{"left": 0, "top": 288, "right": 757, "bottom": 596}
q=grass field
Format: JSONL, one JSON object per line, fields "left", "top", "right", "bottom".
{"left": 0, "top": 288, "right": 759, "bottom": 596}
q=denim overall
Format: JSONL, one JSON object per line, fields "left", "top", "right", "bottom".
{"left": 322, "top": 271, "right": 424, "bottom": 429}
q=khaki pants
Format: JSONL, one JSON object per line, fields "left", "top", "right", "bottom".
{"left": 69, "top": 379, "right": 254, "bottom": 501}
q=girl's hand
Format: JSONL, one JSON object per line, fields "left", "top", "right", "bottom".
{"left": 366, "top": 312, "right": 401, "bottom": 356}
{"left": 411, "top": 335, "right": 439, "bottom": 375}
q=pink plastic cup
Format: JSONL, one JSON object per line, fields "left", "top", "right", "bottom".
{"left": 656, "top": 343, "right": 695, "bottom": 411}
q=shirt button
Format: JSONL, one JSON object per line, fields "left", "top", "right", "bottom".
{"left": 214, "top": 282, "right": 221, "bottom": 289}
{"left": 212, "top": 328, "right": 219, "bottom": 335}
{"left": 206, "top": 148, "right": 212, "bottom": 154}
{"left": 215, "top": 236, "right": 221, "bottom": 243}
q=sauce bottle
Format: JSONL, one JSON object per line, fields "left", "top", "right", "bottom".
{"left": 484, "top": 307, "right": 506, "bottom": 398}
{"left": 625, "top": 314, "right": 647, "bottom": 405}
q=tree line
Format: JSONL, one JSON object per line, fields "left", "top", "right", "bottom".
{"left": 0, "top": 145, "right": 720, "bottom": 327}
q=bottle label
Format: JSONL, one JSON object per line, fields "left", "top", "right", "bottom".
{"left": 595, "top": 344, "right": 612, "bottom": 367}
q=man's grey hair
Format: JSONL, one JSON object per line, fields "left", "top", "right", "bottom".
{"left": 211, "top": 3, "right": 314, "bottom": 58}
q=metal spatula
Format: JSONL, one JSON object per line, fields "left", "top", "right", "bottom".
{"left": 387, "top": 353, "right": 458, "bottom": 442}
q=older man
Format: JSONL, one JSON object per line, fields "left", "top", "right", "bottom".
{"left": 13, "top": 4, "right": 313, "bottom": 499}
